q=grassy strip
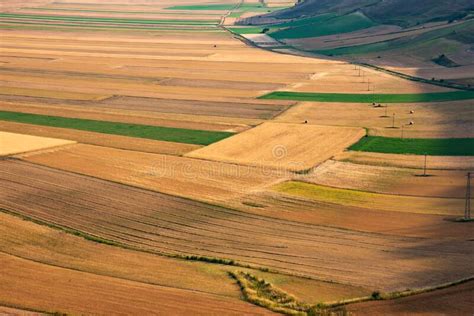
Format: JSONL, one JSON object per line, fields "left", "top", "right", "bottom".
{"left": 258, "top": 91, "right": 474, "bottom": 103}
{"left": 0, "top": 13, "right": 218, "bottom": 25}
{"left": 0, "top": 111, "right": 233, "bottom": 145}
{"left": 350, "top": 136, "right": 474, "bottom": 156}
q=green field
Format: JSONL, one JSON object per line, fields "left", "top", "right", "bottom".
{"left": 271, "top": 13, "right": 376, "bottom": 39}
{"left": 259, "top": 91, "right": 474, "bottom": 103}
{"left": 0, "top": 111, "right": 233, "bottom": 145}
{"left": 0, "top": 13, "right": 218, "bottom": 25}
{"left": 349, "top": 136, "right": 474, "bottom": 156}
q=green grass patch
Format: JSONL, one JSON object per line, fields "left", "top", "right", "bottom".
{"left": 349, "top": 136, "right": 474, "bottom": 156}
{"left": 259, "top": 91, "right": 474, "bottom": 103}
{"left": 0, "top": 111, "right": 233, "bottom": 145}
{"left": 270, "top": 13, "right": 376, "bottom": 39}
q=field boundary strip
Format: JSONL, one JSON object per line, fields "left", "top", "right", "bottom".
{"left": 0, "top": 111, "right": 234, "bottom": 145}
{"left": 258, "top": 91, "right": 474, "bottom": 103}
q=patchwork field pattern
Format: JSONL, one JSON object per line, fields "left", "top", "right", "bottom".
{"left": 1, "top": 0, "right": 473, "bottom": 314}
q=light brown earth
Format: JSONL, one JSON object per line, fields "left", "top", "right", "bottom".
{"left": 186, "top": 122, "right": 365, "bottom": 171}
{"left": 0, "top": 211, "right": 366, "bottom": 306}
{"left": 347, "top": 281, "right": 474, "bottom": 316}
{"left": 335, "top": 151, "right": 474, "bottom": 170}
{"left": 276, "top": 100, "right": 474, "bottom": 138}
{"left": 0, "top": 131, "right": 75, "bottom": 156}
{"left": 0, "top": 253, "right": 275, "bottom": 316}
{"left": 1, "top": 160, "right": 472, "bottom": 292}
{"left": 21, "top": 143, "right": 289, "bottom": 202}
{"left": 302, "top": 160, "right": 468, "bottom": 198}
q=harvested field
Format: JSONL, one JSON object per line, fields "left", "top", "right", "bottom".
{"left": 0, "top": 211, "right": 369, "bottom": 305}
{"left": 230, "top": 191, "right": 473, "bottom": 238}
{"left": 0, "top": 110, "right": 233, "bottom": 145}
{"left": 273, "top": 181, "right": 464, "bottom": 216}
{"left": 0, "top": 131, "right": 75, "bottom": 156}
{"left": 0, "top": 86, "right": 111, "bottom": 101}
{"left": 275, "top": 100, "right": 474, "bottom": 138}
{"left": 0, "top": 121, "right": 199, "bottom": 155}
{"left": 347, "top": 280, "right": 474, "bottom": 316}
{"left": 335, "top": 151, "right": 474, "bottom": 169}
{"left": 186, "top": 122, "right": 365, "bottom": 171}
{"left": 0, "top": 253, "right": 274, "bottom": 316}
{"left": 303, "top": 160, "right": 468, "bottom": 198}
{"left": 22, "top": 144, "right": 288, "bottom": 202}
{"left": 1, "top": 160, "right": 472, "bottom": 291}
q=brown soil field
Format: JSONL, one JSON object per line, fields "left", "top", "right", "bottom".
{"left": 0, "top": 253, "right": 274, "bottom": 316}
{"left": 335, "top": 151, "right": 474, "bottom": 170}
{"left": 186, "top": 122, "right": 365, "bottom": 171}
{"left": 0, "top": 131, "right": 75, "bottom": 156}
{"left": 229, "top": 191, "right": 474, "bottom": 239}
{"left": 1, "top": 160, "right": 472, "bottom": 292}
{"left": 0, "top": 211, "right": 369, "bottom": 305}
{"left": 0, "top": 86, "right": 111, "bottom": 101}
{"left": 347, "top": 280, "right": 474, "bottom": 316}
{"left": 276, "top": 100, "right": 474, "bottom": 138}
{"left": 272, "top": 181, "right": 464, "bottom": 216}
{"left": 301, "top": 160, "right": 468, "bottom": 198}
{"left": 0, "top": 121, "right": 200, "bottom": 155}
{"left": 0, "top": 306, "right": 44, "bottom": 316}
{"left": 22, "top": 143, "right": 289, "bottom": 202}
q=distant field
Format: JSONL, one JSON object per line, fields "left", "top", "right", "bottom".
{"left": 0, "top": 111, "right": 233, "bottom": 145}
{"left": 165, "top": 4, "right": 264, "bottom": 11}
{"left": 259, "top": 91, "right": 474, "bottom": 103}
{"left": 273, "top": 181, "right": 463, "bottom": 216}
{"left": 350, "top": 136, "right": 474, "bottom": 156}
{"left": 271, "top": 13, "right": 376, "bottom": 39}
{"left": 0, "top": 13, "right": 219, "bottom": 25}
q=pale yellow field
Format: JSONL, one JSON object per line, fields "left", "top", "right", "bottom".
{"left": 0, "top": 131, "right": 75, "bottom": 156}
{"left": 186, "top": 122, "right": 365, "bottom": 171}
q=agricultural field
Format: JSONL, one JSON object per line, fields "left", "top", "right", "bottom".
{"left": 0, "top": 131, "right": 74, "bottom": 156}
{"left": 1, "top": 0, "right": 473, "bottom": 314}
{"left": 186, "top": 122, "right": 365, "bottom": 171}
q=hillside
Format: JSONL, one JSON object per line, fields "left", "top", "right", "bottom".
{"left": 254, "top": 0, "right": 474, "bottom": 27}
{"left": 232, "top": 0, "right": 474, "bottom": 87}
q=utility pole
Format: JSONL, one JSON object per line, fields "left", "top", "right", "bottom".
{"left": 392, "top": 113, "right": 395, "bottom": 128}
{"left": 466, "top": 172, "right": 472, "bottom": 220}
{"left": 367, "top": 79, "right": 371, "bottom": 91}
{"left": 423, "top": 154, "right": 427, "bottom": 176}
